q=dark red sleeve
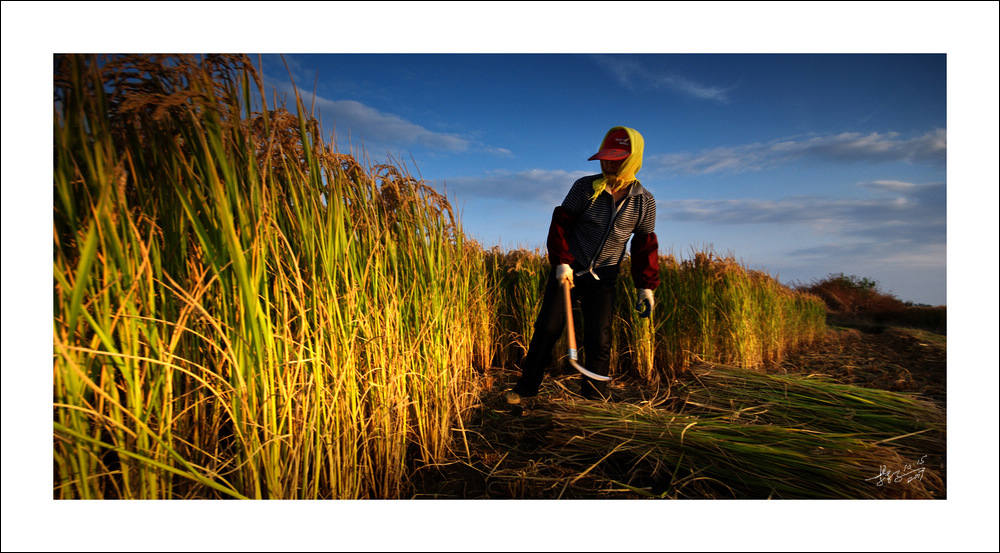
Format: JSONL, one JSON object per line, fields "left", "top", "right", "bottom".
{"left": 630, "top": 232, "right": 660, "bottom": 290}
{"left": 546, "top": 206, "right": 578, "bottom": 266}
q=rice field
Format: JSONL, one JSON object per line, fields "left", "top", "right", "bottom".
{"left": 52, "top": 54, "right": 943, "bottom": 500}
{"left": 54, "top": 54, "right": 489, "bottom": 499}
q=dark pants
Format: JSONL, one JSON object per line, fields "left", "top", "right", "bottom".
{"left": 512, "top": 264, "right": 619, "bottom": 399}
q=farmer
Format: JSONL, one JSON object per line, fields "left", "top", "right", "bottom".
{"left": 506, "top": 126, "right": 660, "bottom": 403}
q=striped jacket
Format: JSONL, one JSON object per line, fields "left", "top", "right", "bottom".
{"left": 547, "top": 174, "right": 660, "bottom": 290}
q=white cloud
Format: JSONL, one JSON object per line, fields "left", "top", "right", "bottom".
{"left": 258, "top": 69, "right": 510, "bottom": 157}
{"left": 864, "top": 180, "right": 919, "bottom": 192}
{"left": 592, "top": 55, "right": 733, "bottom": 103}
{"left": 433, "top": 168, "right": 592, "bottom": 205}
{"left": 659, "top": 181, "right": 946, "bottom": 246}
{"left": 657, "top": 184, "right": 948, "bottom": 304}
{"left": 312, "top": 97, "right": 470, "bottom": 152}
{"left": 652, "top": 130, "right": 947, "bottom": 175}
{"left": 478, "top": 146, "right": 514, "bottom": 157}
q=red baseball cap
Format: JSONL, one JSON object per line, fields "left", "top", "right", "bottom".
{"left": 588, "top": 129, "right": 631, "bottom": 161}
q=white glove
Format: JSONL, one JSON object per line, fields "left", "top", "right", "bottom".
{"left": 555, "top": 264, "right": 574, "bottom": 287}
{"left": 636, "top": 288, "right": 654, "bottom": 318}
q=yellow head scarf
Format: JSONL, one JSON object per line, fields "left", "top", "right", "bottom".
{"left": 590, "top": 126, "right": 644, "bottom": 200}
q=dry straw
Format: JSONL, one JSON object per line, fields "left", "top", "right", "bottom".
{"left": 542, "top": 400, "right": 944, "bottom": 499}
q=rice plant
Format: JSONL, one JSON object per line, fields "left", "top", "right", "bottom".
{"left": 53, "top": 54, "right": 490, "bottom": 499}
{"left": 483, "top": 247, "right": 550, "bottom": 367}
{"left": 644, "top": 250, "right": 827, "bottom": 379}
{"left": 542, "top": 400, "right": 944, "bottom": 499}
{"left": 678, "top": 364, "right": 946, "bottom": 452}
{"left": 486, "top": 249, "right": 827, "bottom": 385}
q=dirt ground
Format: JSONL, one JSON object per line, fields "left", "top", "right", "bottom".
{"left": 409, "top": 324, "right": 947, "bottom": 499}
{"left": 776, "top": 324, "right": 946, "bottom": 405}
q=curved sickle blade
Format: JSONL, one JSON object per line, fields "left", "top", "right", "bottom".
{"left": 568, "top": 357, "right": 612, "bottom": 381}
{"left": 567, "top": 349, "right": 612, "bottom": 381}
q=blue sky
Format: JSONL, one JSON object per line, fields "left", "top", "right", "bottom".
{"left": 262, "top": 51, "right": 949, "bottom": 304}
